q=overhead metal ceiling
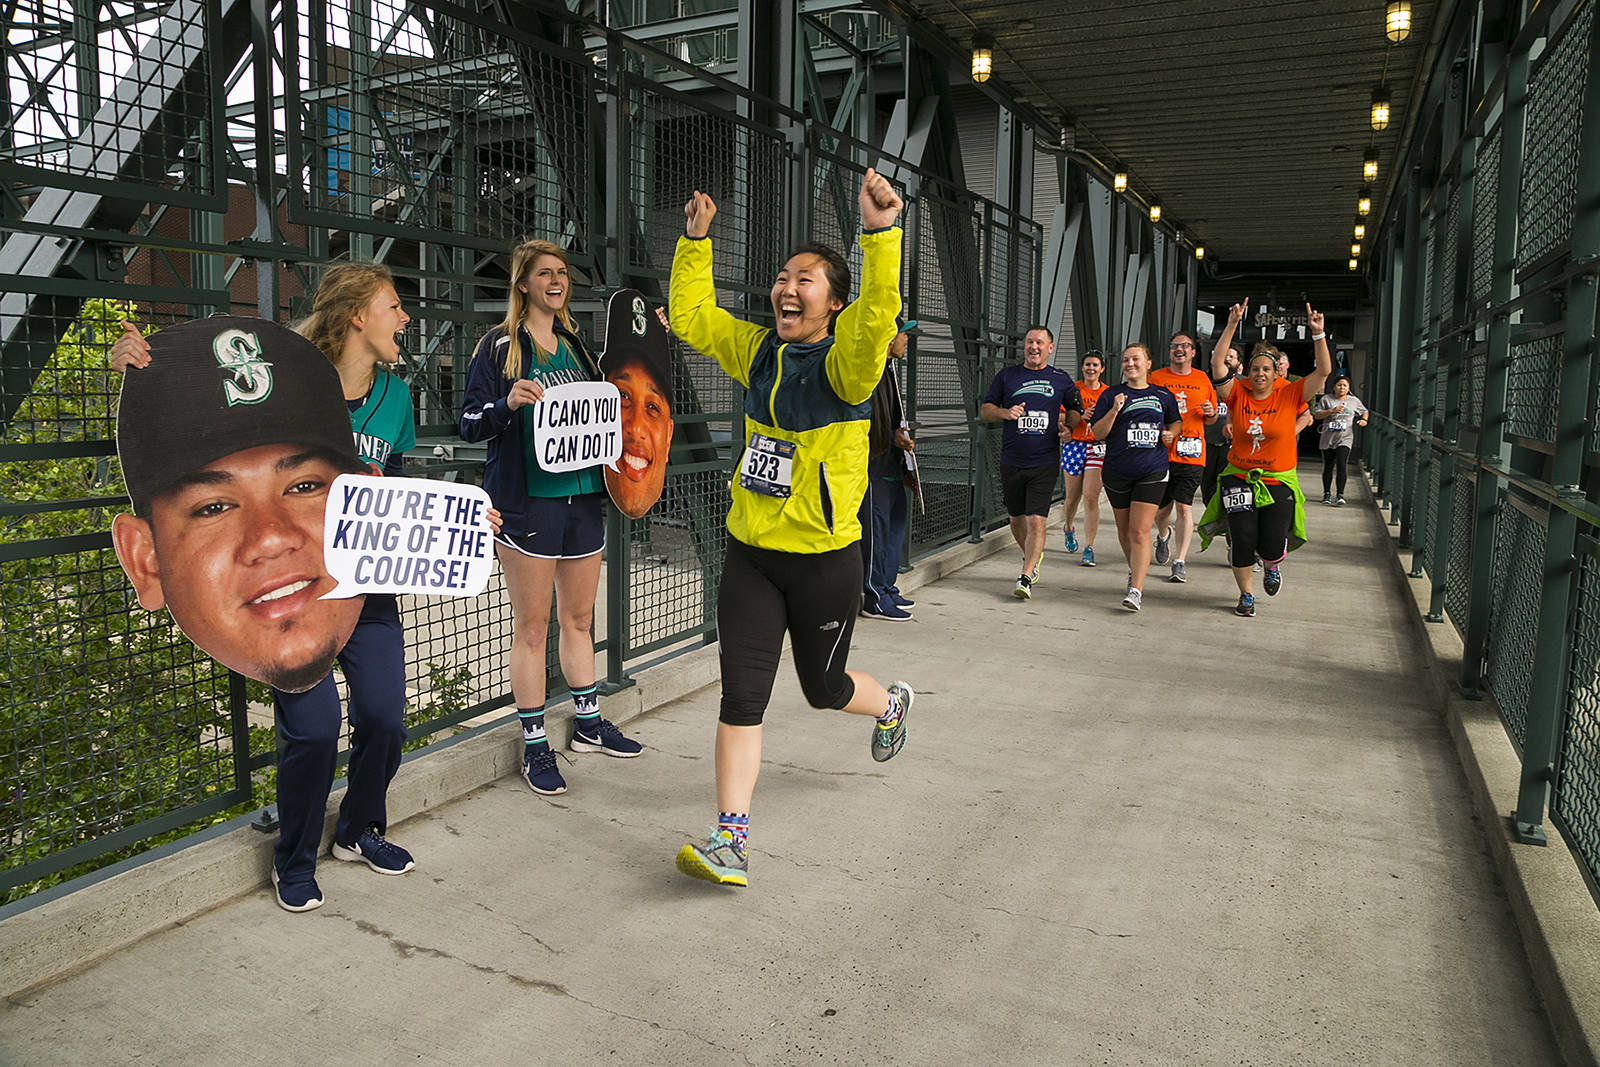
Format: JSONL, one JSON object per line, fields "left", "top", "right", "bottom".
{"left": 884, "top": 0, "right": 1443, "bottom": 299}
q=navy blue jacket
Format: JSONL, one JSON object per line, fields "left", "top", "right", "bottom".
{"left": 458, "top": 320, "right": 602, "bottom": 538}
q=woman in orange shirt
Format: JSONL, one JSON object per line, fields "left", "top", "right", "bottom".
{"left": 1201, "top": 300, "right": 1331, "bottom": 617}
{"left": 1059, "top": 350, "right": 1108, "bottom": 567}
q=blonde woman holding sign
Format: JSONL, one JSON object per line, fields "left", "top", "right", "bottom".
{"left": 460, "top": 240, "right": 642, "bottom": 800}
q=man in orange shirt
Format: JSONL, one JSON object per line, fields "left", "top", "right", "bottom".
{"left": 1148, "top": 332, "right": 1219, "bottom": 583}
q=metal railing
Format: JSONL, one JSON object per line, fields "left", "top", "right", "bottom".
{"left": 0, "top": 0, "right": 1043, "bottom": 898}
{"left": 1363, "top": 0, "right": 1600, "bottom": 901}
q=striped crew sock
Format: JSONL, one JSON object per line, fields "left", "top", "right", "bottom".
{"left": 877, "top": 691, "right": 903, "bottom": 727}
{"left": 717, "top": 812, "right": 749, "bottom": 851}
{"left": 518, "top": 706, "right": 547, "bottom": 753}
{"left": 572, "top": 683, "right": 600, "bottom": 737}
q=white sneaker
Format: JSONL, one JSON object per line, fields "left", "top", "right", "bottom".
{"left": 1122, "top": 587, "right": 1142, "bottom": 612}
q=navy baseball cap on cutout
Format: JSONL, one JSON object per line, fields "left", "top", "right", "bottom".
{"left": 117, "top": 316, "right": 361, "bottom": 513}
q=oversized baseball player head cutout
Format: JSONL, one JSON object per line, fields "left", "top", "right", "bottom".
{"left": 599, "top": 289, "right": 674, "bottom": 519}
{"left": 110, "top": 317, "right": 368, "bottom": 693}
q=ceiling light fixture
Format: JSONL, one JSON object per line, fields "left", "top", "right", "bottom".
{"left": 1385, "top": 0, "right": 1412, "bottom": 43}
{"left": 1349, "top": 258, "right": 1360, "bottom": 271}
{"left": 1363, "top": 150, "right": 1379, "bottom": 182}
{"left": 1358, "top": 188, "right": 1373, "bottom": 216}
{"left": 1113, "top": 167, "right": 1128, "bottom": 193}
{"left": 1195, "top": 245, "right": 1205, "bottom": 261}
{"left": 1354, "top": 221, "right": 1366, "bottom": 240}
{"left": 971, "top": 31, "right": 994, "bottom": 84}
{"left": 1149, "top": 203, "right": 1162, "bottom": 222}
{"left": 1352, "top": 242, "right": 1363, "bottom": 256}
{"left": 1370, "top": 87, "right": 1391, "bottom": 131}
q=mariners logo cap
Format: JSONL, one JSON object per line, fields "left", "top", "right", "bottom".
{"left": 598, "top": 288, "right": 673, "bottom": 402}
{"left": 117, "top": 316, "right": 361, "bottom": 513}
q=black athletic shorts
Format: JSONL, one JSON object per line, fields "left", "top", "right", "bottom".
{"left": 1162, "top": 462, "right": 1204, "bottom": 507}
{"left": 1000, "top": 463, "right": 1057, "bottom": 517}
{"left": 1102, "top": 469, "right": 1168, "bottom": 510}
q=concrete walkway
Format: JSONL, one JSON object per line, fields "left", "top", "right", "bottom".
{"left": 0, "top": 476, "right": 1558, "bottom": 1064}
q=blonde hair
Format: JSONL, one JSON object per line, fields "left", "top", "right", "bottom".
{"left": 292, "top": 262, "right": 395, "bottom": 365}
{"left": 1121, "top": 341, "right": 1153, "bottom": 363}
{"left": 499, "top": 239, "right": 577, "bottom": 379}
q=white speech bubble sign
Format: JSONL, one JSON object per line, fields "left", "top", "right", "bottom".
{"left": 321, "top": 474, "right": 496, "bottom": 599}
{"left": 530, "top": 380, "right": 623, "bottom": 473}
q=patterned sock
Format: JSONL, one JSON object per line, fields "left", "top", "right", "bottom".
{"left": 572, "top": 683, "right": 600, "bottom": 736}
{"left": 518, "top": 706, "right": 547, "bottom": 753}
{"left": 717, "top": 812, "right": 749, "bottom": 851}
{"left": 877, "top": 691, "right": 902, "bottom": 727}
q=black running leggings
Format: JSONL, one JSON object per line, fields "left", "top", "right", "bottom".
{"left": 1321, "top": 445, "right": 1351, "bottom": 497}
{"left": 1223, "top": 476, "right": 1295, "bottom": 568}
{"left": 717, "top": 536, "right": 861, "bottom": 726}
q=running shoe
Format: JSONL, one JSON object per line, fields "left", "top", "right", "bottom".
{"left": 1336, "top": 496, "right": 1347, "bottom": 507}
{"left": 1263, "top": 565, "right": 1283, "bottom": 596}
{"left": 570, "top": 718, "right": 643, "bottom": 757}
{"left": 1081, "top": 546, "right": 1096, "bottom": 567}
{"left": 861, "top": 600, "right": 913, "bottom": 622}
{"left": 872, "top": 681, "right": 913, "bottom": 762}
{"left": 271, "top": 867, "right": 323, "bottom": 913}
{"left": 1169, "top": 560, "right": 1188, "bottom": 583}
{"left": 1031, "top": 556, "right": 1043, "bottom": 583}
{"left": 1064, "top": 529, "right": 1079, "bottom": 553}
{"left": 1013, "top": 574, "right": 1033, "bottom": 600}
{"left": 521, "top": 747, "right": 567, "bottom": 795}
{"left": 1235, "top": 592, "right": 1256, "bottom": 617}
{"left": 1122, "top": 587, "right": 1142, "bottom": 612}
{"left": 1153, "top": 531, "right": 1171, "bottom": 566}
{"left": 1253, "top": 557, "right": 1262, "bottom": 573}
{"left": 1322, "top": 493, "right": 1333, "bottom": 504}
{"left": 676, "top": 829, "right": 748, "bottom": 887}
{"left": 331, "top": 824, "right": 415, "bottom": 875}
{"left": 890, "top": 592, "right": 916, "bottom": 608}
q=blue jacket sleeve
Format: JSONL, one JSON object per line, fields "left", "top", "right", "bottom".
{"left": 458, "top": 336, "right": 517, "bottom": 444}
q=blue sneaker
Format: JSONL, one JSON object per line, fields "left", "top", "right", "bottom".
{"left": 676, "top": 829, "right": 749, "bottom": 887}
{"left": 331, "top": 824, "right": 415, "bottom": 875}
{"left": 890, "top": 592, "right": 916, "bottom": 608}
{"left": 521, "top": 746, "right": 568, "bottom": 794}
{"left": 1235, "top": 592, "right": 1256, "bottom": 617}
{"left": 1064, "top": 529, "right": 1079, "bottom": 553}
{"left": 570, "top": 718, "right": 643, "bottom": 757}
{"left": 271, "top": 867, "right": 323, "bottom": 913}
{"left": 1081, "top": 546, "right": 1096, "bottom": 567}
{"left": 861, "top": 599, "right": 914, "bottom": 622}
{"left": 1263, "top": 565, "right": 1283, "bottom": 596}
{"left": 872, "top": 681, "right": 912, "bottom": 762}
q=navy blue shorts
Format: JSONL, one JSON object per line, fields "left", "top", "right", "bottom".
{"left": 495, "top": 492, "right": 606, "bottom": 559}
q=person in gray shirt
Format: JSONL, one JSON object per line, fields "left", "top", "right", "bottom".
{"left": 1313, "top": 374, "right": 1368, "bottom": 505}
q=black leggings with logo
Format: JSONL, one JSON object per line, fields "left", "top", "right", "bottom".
{"left": 1321, "top": 445, "right": 1351, "bottom": 497}
{"left": 717, "top": 536, "right": 861, "bottom": 726}
{"left": 1223, "top": 476, "right": 1296, "bottom": 568}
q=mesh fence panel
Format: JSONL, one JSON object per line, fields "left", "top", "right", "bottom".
{"left": 1462, "top": 344, "right": 1486, "bottom": 431}
{"left": 1440, "top": 185, "right": 1460, "bottom": 326}
{"left": 1470, "top": 126, "right": 1501, "bottom": 306}
{"left": 1517, "top": 0, "right": 1591, "bottom": 273}
{"left": 1445, "top": 471, "right": 1475, "bottom": 634}
{"left": 1506, "top": 332, "right": 1561, "bottom": 441}
{"left": 1417, "top": 450, "right": 1439, "bottom": 578}
{"left": 1554, "top": 547, "right": 1600, "bottom": 895}
{"left": 1486, "top": 497, "right": 1548, "bottom": 748}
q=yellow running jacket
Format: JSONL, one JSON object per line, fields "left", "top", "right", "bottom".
{"left": 668, "top": 228, "right": 902, "bottom": 553}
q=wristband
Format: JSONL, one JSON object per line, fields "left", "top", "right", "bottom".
{"left": 1311, "top": 331, "right": 1326, "bottom": 341}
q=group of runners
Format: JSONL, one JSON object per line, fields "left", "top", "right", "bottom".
{"left": 981, "top": 299, "right": 1355, "bottom": 618}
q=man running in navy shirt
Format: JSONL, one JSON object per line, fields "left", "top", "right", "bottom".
{"left": 980, "top": 325, "right": 1081, "bottom": 599}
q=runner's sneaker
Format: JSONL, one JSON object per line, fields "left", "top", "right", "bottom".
{"left": 1081, "top": 546, "right": 1096, "bottom": 567}
{"left": 521, "top": 747, "right": 567, "bottom": 794}
{"left": 676, "top": 829, "right": 748, "bottom": 887}
{"left": 873, "top": 681, "right": 913, "bottom": 762}
{"left": 1122, "top": 587, "right": 1143, "bottom": 612}
{"left": 861, "top": 600, "right": 913, "bottom": 622}
{"left": 1064, "top": 529, "right": 1079, "bottom": 553}
{"left": 1322, "top": 493, "right": 1333, "bottom": 504}
{"left": 1169, "top": 561, "right": 1188, "bottom": 583}
{"left": 1153, "top": 531, "right": 1171, "bottom": 566}
{"left": 1031, "top": 556, "right": 1043, "bottom": 584}
{"left": 1253, "top": 557, "right": 1262, "bottom": 573}
{"left": 570, "top": 718, "right": 643, "bottom": 757}
{"left": 1013, "top": 574, "right": 1032, "bottom": 600}
{"left": 331, "top": 824, "right": 415, "bottom": 875}
{"left": 271, "top": 867, "right": 323, "bottom": 913}
{"left": 1235, "top": 592, "right": 1256, "bottom": 617}
{"left": 1263, "top": 565, "right": 1283, "bottom": 597}
{"left": 1335, "top": 496, "right": 1347, "bottom": 507}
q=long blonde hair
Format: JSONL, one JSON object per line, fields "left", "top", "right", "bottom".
{"left": 292, "top": 262, "right": 395, "bottom": 365}
{"left": 499, "top": 239, "right": 577, "bottom": 378}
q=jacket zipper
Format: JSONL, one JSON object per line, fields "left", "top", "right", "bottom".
{"left": 819, "top": 461, "right": 833, "bottom": 533}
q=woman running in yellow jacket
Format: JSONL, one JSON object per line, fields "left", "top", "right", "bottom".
{"left": 669, "top": 169, "right": 915, "bottom": 888}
